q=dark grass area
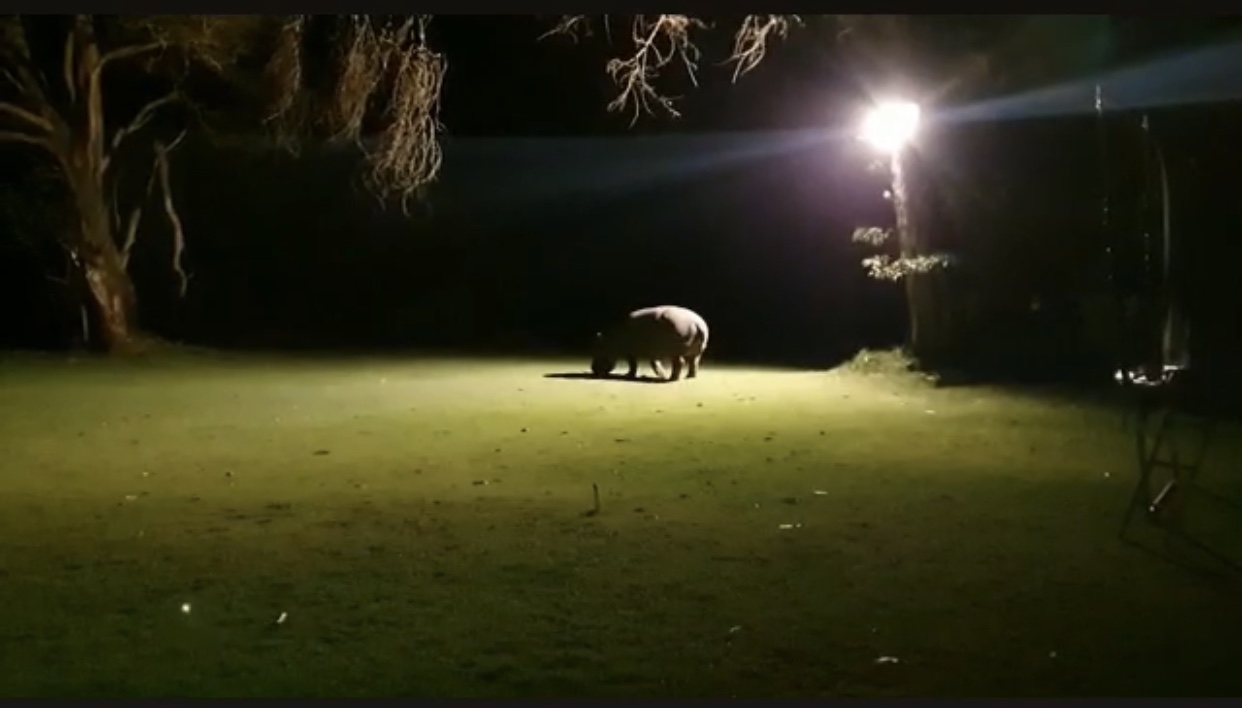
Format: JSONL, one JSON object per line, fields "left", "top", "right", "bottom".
{"left": 2, "top": 352, "right": 1242, "bottom": 697}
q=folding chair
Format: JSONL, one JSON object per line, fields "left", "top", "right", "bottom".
{"left": 1118, "top": 366, "right": 1239, "bottom": 573}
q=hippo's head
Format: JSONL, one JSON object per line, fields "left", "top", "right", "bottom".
{"left": 591, "top": 355, "right": 616, "bottom": 377}
{"left": 590, "top": 332, "right": 616, "bottom": 377}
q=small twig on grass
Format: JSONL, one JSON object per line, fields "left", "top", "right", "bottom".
{"left": 584, "top": 482, "right": 602, "bottom": 517}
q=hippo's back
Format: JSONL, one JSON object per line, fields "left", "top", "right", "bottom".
{"left": 628, "top": 306, "right": 708, "bottom": 351}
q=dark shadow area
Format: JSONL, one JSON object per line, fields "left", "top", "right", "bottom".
{"left": 1119, "top": 480, "right": 1242, "bottom": 584}
{"left": 189, "top": 342, "right": 579, "bottom": 363}
{"left": 1120, "top": 531, "right": 1242, "bottom": 587}
{"left": 543, "top": 372, "right": 669, "bottom": 384}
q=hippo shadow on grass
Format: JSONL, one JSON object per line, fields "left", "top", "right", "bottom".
{"left": 543, "top": 372, "right": 671, "bottom": 384}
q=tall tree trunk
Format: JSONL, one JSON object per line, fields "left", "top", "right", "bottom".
{"left": 893, "top": 150, "right": 950, "bottom": 367}
{"left": 0, "top": 16, "right": 158, "bottom": 353}
{"left": 61, "top": 15, "right": 141, "bottom": 353}
{"left": 68, "top": 169, "right": 139, "bottom": 353}
{"left": 892, "top": 152, "right": 926, "bottom": 357}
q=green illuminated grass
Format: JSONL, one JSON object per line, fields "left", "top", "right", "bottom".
{"left": 2, "top": 350, "right": 1242, "bottom": 697}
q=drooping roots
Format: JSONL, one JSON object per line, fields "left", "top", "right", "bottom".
{"left": 326, "top": 16, "right": 384, "bottom": 143}
{"left": 262, "top": 15, "right": 304, "bottom": 152}
{"left": 262, "top": 15, "right": 445, "bottom": 208}
{"left": 358, "top": 17, "right": 444, "bottom": 211}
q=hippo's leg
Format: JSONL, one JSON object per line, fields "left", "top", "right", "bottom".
{"left": 651, "top": 359, "right": 666, "bottom": 379}
{"left": 625, "top": 356, "right": 639, "bottom": 379}
{"left": 686, "top": 355, "right": 699, "bottom": 379}
{"left": 670, "top": 356, "right": 684, "bottom": 381}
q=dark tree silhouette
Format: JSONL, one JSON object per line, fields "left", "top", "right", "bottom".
{"left": 0, "top": 15, "right": 444, "bottom": 352}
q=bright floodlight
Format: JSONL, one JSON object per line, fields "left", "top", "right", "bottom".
{"left": 860, "top": 101, "right": 921, "bottom": 153}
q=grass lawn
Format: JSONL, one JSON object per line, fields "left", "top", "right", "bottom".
{"left": 2, "top": 350, "right": 1242, "bottom": 698}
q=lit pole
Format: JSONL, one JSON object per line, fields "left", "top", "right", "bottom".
{"left": 859, "top": 100, "right": 925, "bottom": 353}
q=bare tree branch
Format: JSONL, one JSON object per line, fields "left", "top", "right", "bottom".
{"left": 1, "top": 16, "right": 53, "bottom": 106}
{"left": 103, "top": 90, "right": 180, "bottom": 173}
{"left": 543, "top": 14, "right": 800, "bottom": 124}
{"left": 62, "top": 29, "right": 76, "bottom": 104}
{"left": 0, "top": 129, "right": 52, "bottom": 150}
{"left": 118, "top": 199, "right": 143, "bottom": 268}
{"left": 1, "top": 67, "right": 21, "bottom": 93}
{"left": 164, "top": 126, "right": 185, "bottom": 153}
{"left": 110, "top": 164, "right": 122, "bottom": 231}
{"left": 539, "top": 15, "right": 592, "bottom": 42}
{"left": 0, "top": 99, "right": 51, "bottom": 133}
{"left": 95, "top": 42, "right": 164, "bottom": 78}
{"left": 725, "top": 15, "right": 800, "bottom": 82}
{"left": 153, "top": 130, "right": 189, "bottom": 297}
{"left": 118, "top": 160, "right": 159, "bottom": 269}
{"left": 608, "top": 15, "right": 706, "bottom": 125}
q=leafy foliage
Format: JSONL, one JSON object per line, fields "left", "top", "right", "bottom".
{"left": 860, "top": 253, "right": 954, "bottom": 282}
{"left": 851, "top": 226, "right": 892, "bottom": 247}
{"left": 851, "top": 226, "right": 954, "bottom": 283}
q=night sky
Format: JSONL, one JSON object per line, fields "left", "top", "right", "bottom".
{"left": 4, "top": 15, "right": 1242, "bottom": 372}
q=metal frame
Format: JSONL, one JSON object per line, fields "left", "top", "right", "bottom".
{"left": 1118, "top": 369, "right": 1239, "bottom": 574}
{"left": 1094, "top": 65, "right": 1242, "bottom": 576}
